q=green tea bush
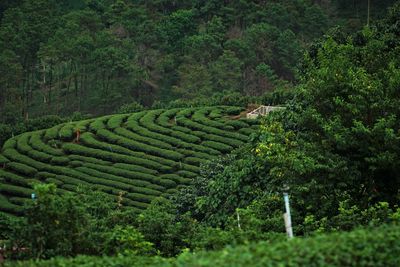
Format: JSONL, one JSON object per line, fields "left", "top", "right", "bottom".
{"left": 113, "top": 163, "right": 159, "bottom": 176}
{"left": 125, "top": 192, "right": 156, "bottom": 203}
{"left": 160, "top": 174, "right": 191, "bottom": 185}
{"left": 0, "top": 169, "right": 29, "bottom": 186}
{"left": 44, "top": 178, "right": 63, "bottom": 187}
{"left": 15, "top": 134, "right": 32, "bottom": 153}
{"left": 176, "top": 170, "right": 197, "bottom": 178}
{"left": 75, "top": 119, "right": 94, "bottom": 132}
{"left": 29, "top": 132, "right": 64, "bottom": 156}
{"left": 43, "top": 124, "right": 64, "bottom": 140}
{"left": 0, "top": 183, "right": 33, "bottom": 197}
{"left": 97, "top": 129, "right": 184, "bottom": 161}
{"left": 58, "top": 123, "right": 75, "bottom": 140}
{"left": 2, "top": 149, "right": 48, "bottom": 171}
{"left": 107, "top": 114, "right": 128, "bottom": 129}
{"left": 176, "top": 113, "right": 241, "bottom": 141}
{"left": 26, "top": 149, "right": 53, "bottom": 163}
{"left": 6, "top": 162, "right": 37, "bottom": 176}
{"left": 192, "top": 108, "right": 234, "bottom": 131}
{"left": 68, "top": 154, "right": 112, "bottom": 166}
{"left": 222, "top": 119, "right": 249, "bottom": 129}
{"left": 81, "top": 163, "right": 164, "bottom": 191}
{"left": 183, "top": 157, "right": 206, "bottom": 166}
{"left": 0, "top": 197, "right": 23, "bottom": 214}
{"left": 62, "top": 143, "right": 171, "bottom": 172}
{"left": 203, "top": 133, "right": 243, "bottom": 148}
{"left": 2, "top": 138, "right": 16, "bottom": 149}
{"left": 114, "top": 127, "right": 173, "bottom": 150}
{"left": 201, "top": 141, "right": 233, "bottom": 153}
{"left": 238, "top": 127, "right": 257, "bottom": 135}
{"left": 50, "top": 157, "right": 70, "bottom": 166}
{"left": 0, "top": 153, "right": 10, "bottom": 164}
{"left": 35, "top": 172, "right": 56, "bottom": 180}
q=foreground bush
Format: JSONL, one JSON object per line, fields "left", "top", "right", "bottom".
{"left": 5, "top": 224, "right": 400, "bottom": 266}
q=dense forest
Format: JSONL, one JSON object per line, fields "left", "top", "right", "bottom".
{"left": 1, "top": 0, "right": 400, "bottom": 266}
{"left": 0, "top": 0, "right": 395, "bottom": 120}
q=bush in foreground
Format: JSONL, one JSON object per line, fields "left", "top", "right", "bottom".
{"left": 5, "top": 224, "right": 400, "bottom": 267}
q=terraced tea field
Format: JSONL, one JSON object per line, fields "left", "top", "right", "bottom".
{"left": 0, "top": 106, "right": 259, "bottom": 216}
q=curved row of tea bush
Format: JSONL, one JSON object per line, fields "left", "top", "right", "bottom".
{"left": 0, "top": 106, "right": 258, "bottom": 215}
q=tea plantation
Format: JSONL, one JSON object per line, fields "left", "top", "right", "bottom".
{"left": 0, "top": 106, "right": 258, "bottom": 216}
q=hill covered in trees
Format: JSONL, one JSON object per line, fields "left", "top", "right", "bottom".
{"left": 0, "top": 0, "right": 396, "bottom": 123}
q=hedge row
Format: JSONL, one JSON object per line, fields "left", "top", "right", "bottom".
{"left": 141, "top": 109, "right": 201, "bottom": 143}
{"left": 127, "top": 113, "right": 221, "bottom": 156}
{"left": 2, "top": 149, "right": 48, "bottom": 171}
{"left": 79, "top": 132, "right": 178, "bottom": 170}
{"left": 114, "top": 127, "right": 173, "bottom": 150}
{"left": 6, "top": 162, "right": 37, "bottom": 176}
{"left": 238, "top": 127, "right": 257, "bottom": 135}
{"left": 192, "top": 108, "right": 234, "bottom": 131}
{"left": 107, "top": 114, "right": 128, "bottom": 129}
{"left": 201, "top": 141, "right": 233, "bottom": 153}
{"left": 160, "top": 174, "right": 192, "bottom": 185}
{"left": 29, "top": 131, "right": 64, "bottom": 156}
{"left": 0, "top": 197, "right": 23, "bottom": 214}
{"left": 113, "top": 163, "right": 159, "bottom": 176}
{"left": 176, "top": 170, "right": 198, "bottom": 178}
{"left": 0, "top": 153, "right": 10, "bottom": 164}
{"left": 0, "top": 183, "right": 33, "bottom": 198}
{"left": 73, "top": 166, "right": 157, "bottom": 196}
{"left": 89, "top": 115, "right": 113, "bottom": 132}
{"left": 68, "top": 154, "right": 113, "bottom": 166}
{"left": 44, "top": 124, "right": 64, "bottom": 140}
{"left": 183, "top": 157, "right": 207, "bottom": 167}
{"left": 59, "top": 123, "right": 76, "bottom": 140}
{"left": 62, "top": 143, "right": 172, "bottom": 172}
{"left": 0, "top": 169, "right": 29, "bottom": 187}
{"left": 220, "top": 119, "right": 250, "bottom": 129}
{"left": 176, "top": 148, "right": 214, "bottom": 160}
{"left": 125, "top": 192, "right": 157, "bottom": 204}
{"left": 203, "top": 133, "right": 243, "bottom": 148}
{"left": 2, "top": 138, "right": 16, "bottom": 150}
{"left": 96, "top": 129, "right": 184, "bottom": 162}
{"left": 176, "top": 110, "right": 249, "bottom": 142}
{"left": 81, "top": 162, "right": 166, "bottom": 192}
{"left": 75, "top": 119, "right": 94, "bottom": 132}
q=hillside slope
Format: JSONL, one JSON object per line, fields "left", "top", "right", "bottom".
{"left": 0, "top": 106, "right": 258, "bottom": 215}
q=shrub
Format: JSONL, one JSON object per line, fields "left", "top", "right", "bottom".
{"left": 113, "top": 163, "right": 158, "bottom": 176}
{"left": 114, "top": 127, "right": 173, "bottom": 150}
{"left": 0, "top": 183, "right": 33, "bottom": 197}
{"left": 2, "top": 138, "right": 16, "bottom": 150}
{"left": 43, "top": 124, "right": 64, "bottom": 141}
{"left": 107, "top": 114, "right": 128, "bottom": 129}
{"left": 203, "top": 133, "right": 243, "bottom": 148}
{"left": 0, "top": 154, "right": 10, "bottom": 164}
{"left": 50, "top": 157, "right": 70, "bottom": 166}
{"left": 29, "top": 132, "right": 64, "bottom": 156}
{"left": 6, "top": 162, "right": 37, "bottom": 176}
{"left": 58, "top": 123, "right": 76, "bottom": 140}
{"left": 68, "top": 154, "right": 112, "bottom": 166}
{"left": 183, "top": 157, "right": 206, "bottom": 166}
{"left": 0, "top": 169, "right": 29, "bottom": 186}
{"left": 115, "top": 101, "right": 144, "bottom": 114}
{"left": 201, "top": 141, "right": 233, "bottom": 153}
{"left": 96, "top": 129, "right": 184, "bottom": 161}
{"left": 62, "top": 143, "right": 172, "bottom": 172}
{"left": 102, "top": 225, "right": 155, "bottom": 256}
